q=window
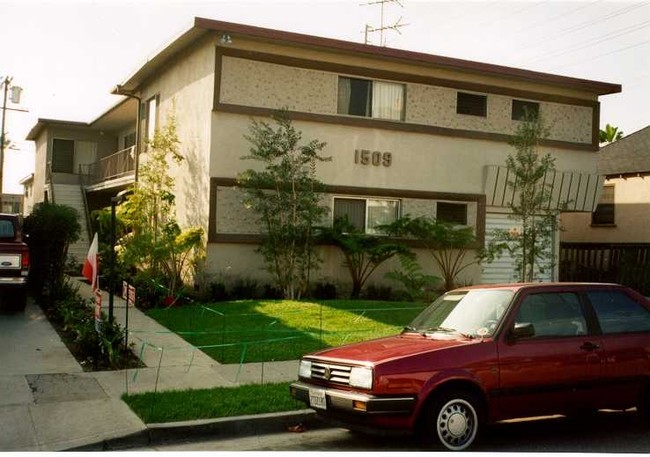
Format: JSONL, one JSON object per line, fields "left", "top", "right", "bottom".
{"left": 123, "top": 132, "right": 136, "bottom": 149}
{"left": 145, "top": 95, "right": 159, "bottom": 143}
{"left": 0, "top": 220, "right": 15, "bottom": 238}
{"left": 51, "top": 139, "right": 74, "bottom": 173}
{"left": 592, "top": 185, "right": 615, "bottom": 225}
{"left": 587, "top": 291, "right": 650, "bottom": 334}
{"left": 338, "top": 77, "right": 404, "bottom": 121}
{"left": 333, "top": 197, "right": 400, "bottom": 234}
{"left": 437, "top": 202, "right": 468, "bottom": 225}
{"left": 512, "top": 99, "right": 540, "bottom": 121}
{"left": 515, "top": 293, "right": 587, "bottom": 337}
{"left": 457, "top": 92, "right": 487, "bottom": 117}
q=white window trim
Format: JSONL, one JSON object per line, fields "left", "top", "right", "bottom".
{"left": 332, "top": 196, "right": 401, "bottom": 235}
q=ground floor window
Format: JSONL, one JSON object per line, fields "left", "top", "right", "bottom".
{"left": 333, "top": 197, "right": 400, "bottom": 234}
{"left": 437, "top": 201, "right": 468, "bottom": 225}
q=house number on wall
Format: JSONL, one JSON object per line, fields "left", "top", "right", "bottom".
{"left": 354, "top": 149, "right": 393, "bottom": 167}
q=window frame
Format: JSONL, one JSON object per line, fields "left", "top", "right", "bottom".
{"left": 332, "top": 196, "right": 401, "bottom": 235}
{"left": 456, "top": 92, "right": 487, "bottom": 117}
{"left": 514, "top": 292, "right": 589, "bottom": 339}
{"left": 587, "top": 290, "right": 650, "bottom": 335}
{"left": 512, "top": 99, "right": 540, "bottom": 121}
{"left": 145, "top": 94, "right": 160, "bottom": 144}
{"left": 337, "top": 76, "right": 405, "bottom": 121}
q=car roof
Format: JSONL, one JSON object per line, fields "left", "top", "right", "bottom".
{"left": 452, "top": 282, "right": 627, "bottom": 293}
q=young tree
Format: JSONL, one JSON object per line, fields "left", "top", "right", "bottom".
{"left": 384, "top": 216, "right": 476, "bottom": 291}
{"left": 119, "top": 108, "right": 204, "bottom": 300}
{"left": 483, "top": 112, "right": 560, "bottom": 282}
{"left": 318, "top": 217, "right": 411, "bottom": 299}
{"left": 237, "top": 112, "right": 330, "bottom": 299}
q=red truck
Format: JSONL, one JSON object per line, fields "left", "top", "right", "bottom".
{"left": 290, "top": 283, "right": 650, "bottom": 450}
{"left": 0, "top": 213, "right": 30, "bottom": 311}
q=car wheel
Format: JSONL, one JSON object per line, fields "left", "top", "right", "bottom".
{"left": 425, "top": 390, "right": 482, "bottom": 451}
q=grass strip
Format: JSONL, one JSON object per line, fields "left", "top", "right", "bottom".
{"left": 122, "top": 382, "right": 303, "bottom": 423}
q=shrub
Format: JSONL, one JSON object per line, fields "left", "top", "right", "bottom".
{"left": 364, "top": 285, "right": 394, "bottom": 301}
{"left": 312, "top": 282, "right": 337, "bottom": 300}
{"left": 23, "top": 202, "right": 81, "bottom": 301}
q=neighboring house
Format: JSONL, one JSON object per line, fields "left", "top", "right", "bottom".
{"left": 25, "top": 18, "right": 620, "bottom": 292}
{"left": 1, "top": 193, "right": 23, "bottom": 214}
{"left": 561, "top": 125, "right": 650, "bottom": 293}
{"left": 18, "top": 174, "right": 34, "bottom": 216}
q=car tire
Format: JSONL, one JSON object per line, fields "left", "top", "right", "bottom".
{"left": 424, "top": 390, "right": 483, "bottom": 451}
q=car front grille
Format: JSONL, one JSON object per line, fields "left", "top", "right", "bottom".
{"left": 310, "top": 361, "right": 352, "bottom": 386}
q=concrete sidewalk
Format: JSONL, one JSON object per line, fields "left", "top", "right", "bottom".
{"left": 0, "top": 278, "right": 303, "bottom": 451}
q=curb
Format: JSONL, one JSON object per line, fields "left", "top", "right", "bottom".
{"left": 69, "top": 410, "right": 323, "bottom": 450}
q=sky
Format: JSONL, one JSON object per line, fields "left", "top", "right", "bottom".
{"left": 1, "top": 0, "right": 649, "bottom": 194}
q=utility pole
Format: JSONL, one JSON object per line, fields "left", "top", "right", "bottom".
{"left": 0, "top": 76, "right": 24, "bottom": 212}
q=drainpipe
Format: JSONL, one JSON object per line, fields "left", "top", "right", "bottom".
{"left": 114, "top": 85, "right": 142, "bottom": 183}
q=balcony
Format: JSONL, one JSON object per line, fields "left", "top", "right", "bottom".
{"left": 80, "top": 146, "right": 135, "bottom": 188}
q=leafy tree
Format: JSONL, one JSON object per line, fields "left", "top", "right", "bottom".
{"left": 385, "top": 253, "right": 440, "bottom": 302}
{"left": 599, "top": 123, "right": 623, "bottom": 144}
{"left": 318, "top": 217, "right": 411, "bottom": 299}
{"left": 23, "top": 202, "right": 81, "bottom": 298}
{"left": 118, "top": 108, "right": 204, "bottom": 301}
{"left": 384, "top": 216, "right": 476, "bottom": 291}
{"left": 237, "top": 112, "right": 331, "bottom": 299}
{"left": 483, "top": 112, "right": 560, "bottom": 282}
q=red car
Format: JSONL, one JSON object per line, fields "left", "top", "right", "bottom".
{"left": 0, "top": 213, "right": 30, "bottom": 312}
{"left": 290, "top": 283, "right": 650, "bottom": 450}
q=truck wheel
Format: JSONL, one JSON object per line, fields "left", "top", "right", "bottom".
{"left": 426, "top": 390, "right": 483, "bottom": 451}
{"left": 13, "top": 290, "right": 27, "bottom": 312}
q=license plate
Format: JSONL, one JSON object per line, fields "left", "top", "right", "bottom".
{"left": 309, "top": 388, "right": 327, "bottom": 410}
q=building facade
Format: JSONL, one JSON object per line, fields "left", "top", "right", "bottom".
{"left": 27, "top": 18, "right": 620, "bottom": 292}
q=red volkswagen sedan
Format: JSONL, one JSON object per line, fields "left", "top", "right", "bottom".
{"left": 290, "top": 283, "right": 650, "bottom": 450}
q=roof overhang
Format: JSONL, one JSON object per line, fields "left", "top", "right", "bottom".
{"left": 114, "top": 17, "right": 621, "bottom": 97}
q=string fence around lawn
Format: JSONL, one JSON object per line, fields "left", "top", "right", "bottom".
{"left": 121, "top": 301, "right": 427, "bottom": 399}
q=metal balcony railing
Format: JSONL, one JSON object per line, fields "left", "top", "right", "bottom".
{"left": 80, "top": 146, "right": 135, "bottom": 186}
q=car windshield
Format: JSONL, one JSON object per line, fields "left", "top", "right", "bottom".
{"left": 406, "top": 289, "right": 515, "bottom": 338}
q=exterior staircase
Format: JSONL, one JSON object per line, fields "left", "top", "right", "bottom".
{"left": 51, "top": 183, "right": 90, "bottom": 265}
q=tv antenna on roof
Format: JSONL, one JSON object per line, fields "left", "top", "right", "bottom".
{"left": 361, "top": 0, "right": 408, "bottom": 46}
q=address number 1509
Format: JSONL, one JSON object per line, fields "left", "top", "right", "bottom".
{"left": 354, "top": 149, "right": 393, "bottom": 167}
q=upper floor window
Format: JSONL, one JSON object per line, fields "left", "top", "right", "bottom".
{"left": 145, "top": 95, "right": 159, "bottom": 144}
{"left": 337, "top": 77, "right": 404, "bottom": 121}
{"left": 592, "top": 184, "right": 615, "bottom": 226}
{"left": 123, "top": 132, "right": 136, "bottom": 149}
{"left": 51, "top": 138, "right": 74, "bottom": 173}
{"left": 333, "top": 197, "right": 400, "bottom": 235}
{"left": 512, "top": 99, "right": 540, "bottom": 121}
{"left": 457, "top": 92, "right": 487, "bottom": 117}
{"left": 437, "top": 202, "right": 468, "bottom": 225}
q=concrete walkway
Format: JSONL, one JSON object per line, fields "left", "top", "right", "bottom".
{"left": 0, "top": 278, "right": 301, "bottom": 451}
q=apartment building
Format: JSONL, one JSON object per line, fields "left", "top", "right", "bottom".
{"left": 26, "top": 18, "right": 620, "bottom": 291}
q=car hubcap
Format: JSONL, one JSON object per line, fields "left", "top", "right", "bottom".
{"left": 437, "top": 399, "right": 477, "bottom": 450}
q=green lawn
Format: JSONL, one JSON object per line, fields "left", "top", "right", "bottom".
{"left": 122, "top": 382, "right": 302, "bottom": 423}
{"left": 145, "top": 299, "right": 426, "bottom": 364}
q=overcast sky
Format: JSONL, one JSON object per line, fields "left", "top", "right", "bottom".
{"left": 1, "top": 0, "right": 649, "bottom": 193}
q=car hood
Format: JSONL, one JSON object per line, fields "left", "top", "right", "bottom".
{"left": 306, "top": 333, "right": 476, "bottom": 366}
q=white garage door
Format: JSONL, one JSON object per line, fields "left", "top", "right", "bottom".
{"left": 481, "top": 212, "right": 553, "bottom": 284}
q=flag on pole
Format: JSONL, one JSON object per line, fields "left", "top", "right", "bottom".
{"left": 82, "top": 233, "right": 99, "bottom": 292}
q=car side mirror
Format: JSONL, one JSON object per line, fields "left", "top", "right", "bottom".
{"left": 508, "top": 322, "right": 535, "bottom": 342}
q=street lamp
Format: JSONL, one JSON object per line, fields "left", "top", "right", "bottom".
{"left": 0, "top": 76, "right": 24, "bottom": 211}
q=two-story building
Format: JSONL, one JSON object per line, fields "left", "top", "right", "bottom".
{"left": 26, "top": 18, "right": 620, "bottom": 293}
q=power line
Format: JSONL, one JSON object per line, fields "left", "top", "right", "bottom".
{"left": 522, "top": 18, "right": 650, "bottom": 64}
{"left": 550, "top": 36, "right": 650, "bottom": 71}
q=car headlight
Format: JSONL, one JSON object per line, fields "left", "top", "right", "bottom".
{"left": 349, "top": 366, "right": 373, "bottom": 389}
{"left": 299, "top": 359, "right": 312, "bottom": 379}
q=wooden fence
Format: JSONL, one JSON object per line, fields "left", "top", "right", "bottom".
{"left": 560, "top": 242, "right": 650, "bottom": 295}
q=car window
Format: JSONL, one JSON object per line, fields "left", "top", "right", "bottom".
{"left": 408, "top": 289, "right": 514, "bottom": 337}
{"left": 0, "top": 220, "right": 15, "bottom": 239}
{"left": 515, "top": 292, "right": 587, "bottom": 337}
{"left": 587, "top": 291, "right": 650, "bottom": 334}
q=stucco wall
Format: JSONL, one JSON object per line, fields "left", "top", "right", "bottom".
{"left": 562, "top": 177, "right": 650, "bottom": 243}
{"left": 137, "top": 35, "right": 215, "bottom": 232}
{"left": 219, "top": 56, "right": 594, "bottom": 145}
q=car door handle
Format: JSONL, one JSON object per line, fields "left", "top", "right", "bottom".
{"left": 580, "top": 342, "right": 600, "bottom": 352}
